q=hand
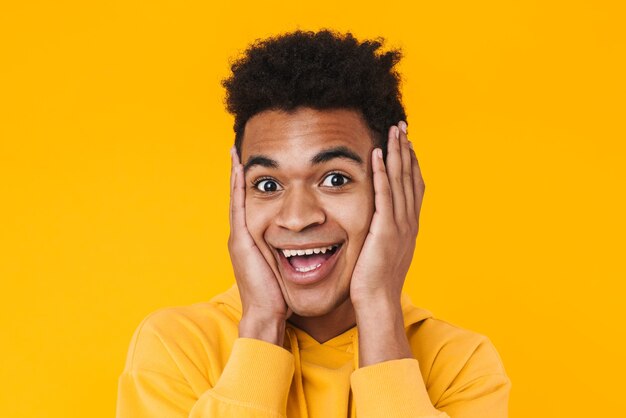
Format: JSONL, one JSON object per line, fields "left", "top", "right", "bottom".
{"left": 350, "top": 122, "right": 425, "bottom": 309}
{"left": 228, "top": 147, "right": 290, "bottom": 345}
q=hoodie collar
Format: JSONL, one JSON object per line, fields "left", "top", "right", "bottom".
{"left": 211, "top": 284, "right": 434, "bottom": 418}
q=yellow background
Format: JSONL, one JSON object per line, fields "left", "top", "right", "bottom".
{"left": 1, "top": 1, "right": 624, "bottom": 417}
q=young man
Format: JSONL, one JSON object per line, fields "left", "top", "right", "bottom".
{"left": 117, "top": 30, "right": 511, "bottom": 418}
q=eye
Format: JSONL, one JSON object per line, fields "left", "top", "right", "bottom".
{"left": 254, "top": 178, "right": 282, "bottom": 192}
{"left": 321, "top": 173, "right": 350, "bottom": 187}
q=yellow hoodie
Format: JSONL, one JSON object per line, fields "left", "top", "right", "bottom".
{"left": 116, "top": 285, "right": 510, "bottom": 417}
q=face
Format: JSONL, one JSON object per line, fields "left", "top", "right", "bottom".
{"left": 241, "top": 107, "right": 376, "bottom": 318}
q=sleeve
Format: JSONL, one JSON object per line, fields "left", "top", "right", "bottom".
{"left": 350, "top": 344, "right": 511, "bottom": 418}
{"left": 351, "top": 359, "right": 448, "bottom": 418}
{"left": 116, "top": 336, "right": 295, "bottom": 418}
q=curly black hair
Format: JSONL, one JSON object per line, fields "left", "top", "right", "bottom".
{"left": 222, "top": 30, "right": 407, "bottom": 157}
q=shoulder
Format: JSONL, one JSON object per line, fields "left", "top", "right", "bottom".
{"left": 408, "top": 316, "right": 509, "bottom": 392}
{"left": 135, "top": 300, "right": 237, "bottom": 345}
{"left": 121, "top": 296, "right": 239, "bottom": 384}
{"left": 134, "top": 298, "right": 237, "bottom": 340}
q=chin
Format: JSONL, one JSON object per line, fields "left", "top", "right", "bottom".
{"left": 289, "top": 304, "right": 332, "bottom": 318}
{"left": 285, "top": 286, "right": 351, "bottom": 318}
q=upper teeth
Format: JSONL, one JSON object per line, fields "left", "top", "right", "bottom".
{"left": 281, "top": 245, "right": 337, "bottom": 258}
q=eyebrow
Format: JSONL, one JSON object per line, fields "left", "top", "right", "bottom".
{"left": 243, "top": 146, "right": 363, "bottom": 174}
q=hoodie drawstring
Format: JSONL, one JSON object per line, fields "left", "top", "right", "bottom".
{"left": 286, "top": 327, "right": 309, "bottom": 418}
{"left": 350, "top": 331, "right": 359, "bottom": 418}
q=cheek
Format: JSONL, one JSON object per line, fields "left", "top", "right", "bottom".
{"left": 244, "top": 198, "right": 276, "bottom": 242}
{"left": 328, "top": 188, "right": 374, "bottom": 242}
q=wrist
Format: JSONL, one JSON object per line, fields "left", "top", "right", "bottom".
{"left": 354, "top": 297, "right": 404, "bottom": 328}
{"left": 353, "top": 297, "right": 411, "bottom": 367}
{"left": 352, "top": 289, "right": 402, "bottom": 315}
{"left": 239, "top": 310, "right": 287, "bottom": 346}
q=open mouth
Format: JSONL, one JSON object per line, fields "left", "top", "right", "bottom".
{"left": 278, "top": 244, "right": 341, "bottom": 273}
{"left": 280, "top": 244, "right": 339, "bottom": 273}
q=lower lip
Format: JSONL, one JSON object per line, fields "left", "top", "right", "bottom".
{"left": 278, "top": 245, "right": 343, "bottom": 286}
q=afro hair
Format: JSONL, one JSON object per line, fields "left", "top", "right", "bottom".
{"left": 222, "top": 29, "right": 407, "bottom": 156}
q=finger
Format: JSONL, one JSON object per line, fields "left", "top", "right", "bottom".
{"left": 230, "top": 146, "right": 238, "bottom": 192}
{"left": 229, "top": 148, "right": 233, "bottom": 227}
{"left": 229, "top": 146, "right": 238, "bottom": 228}
{"left": 371, "top": 148, "right": 393, "bottom": 221}
{"left": 398, "top": 121, "right": 415, "bottom": 225}
{"left": 385, "top": 125, "right": 407, "bottom": 222}
{"left": 410, "top": 147, "right": 426, "bottom": 223}
{"left": 230, "top": 148, "right": 248, "bottom": 238}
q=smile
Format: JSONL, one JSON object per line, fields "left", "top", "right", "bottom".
{"left": 276, "top": 243, "right": 342, "bottom": 285}
{"left": 280, "top": 245, "right": 339, "bottom": 271}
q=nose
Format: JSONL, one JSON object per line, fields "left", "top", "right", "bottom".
{"left": 275, "top": 186, "right": 326, "bottom": 232}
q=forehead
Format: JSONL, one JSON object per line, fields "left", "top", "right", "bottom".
{"left": 241, "top": 107, "right": 374, "bottom": 161}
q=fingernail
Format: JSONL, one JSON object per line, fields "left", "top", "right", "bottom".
{"left": 375, "top": 148, "right": 383, "bottom": 159}
{"left": 230, "top": 145, "right": 236, "bottom": 156}
{"left": 408, "top": 141, "right": 414, "bottom": 150}
{"left": 398, "top": 121, "right": 407, "bottom": 134}
{"left": 394, "top": 126, "right": 400, "bottom": 140}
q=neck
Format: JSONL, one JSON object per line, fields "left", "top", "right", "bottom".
{"left": 287, "top": 297, "right": 357, "bottom": 343}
